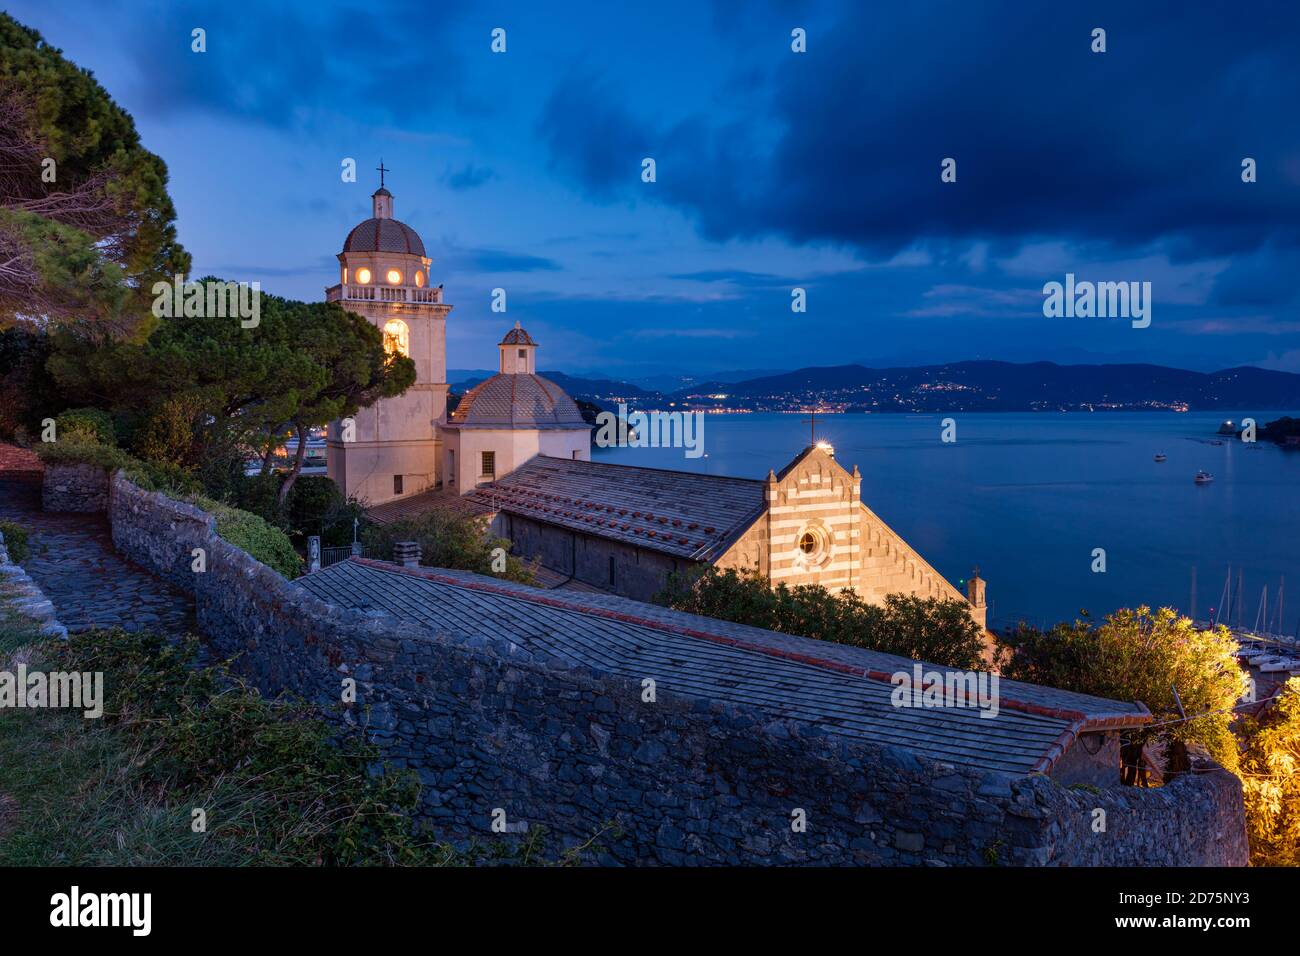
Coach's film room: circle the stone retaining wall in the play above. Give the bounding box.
[105,471,1250,866]
[0,529,68,640]
[42,462,109,513]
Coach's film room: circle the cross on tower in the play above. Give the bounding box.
[376,159,390,188]
[801,409,821,446]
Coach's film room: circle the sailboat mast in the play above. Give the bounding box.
[1216,565,1231,627]
[1236,568,1244,628]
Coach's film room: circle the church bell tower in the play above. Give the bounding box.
[325,164,451,506]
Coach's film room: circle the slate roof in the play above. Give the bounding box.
[342,217,426,256]
[298,559,1150,775]
[446,375,588,429]
[466,456,767,560]
[365,487,493,526]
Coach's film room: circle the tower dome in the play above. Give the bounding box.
[342,217,426,256]
[341,180,425,256]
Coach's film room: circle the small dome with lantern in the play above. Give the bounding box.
[447,322,586,429]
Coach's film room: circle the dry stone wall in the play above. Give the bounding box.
[105,472,1249,866]
[42,462,109,513]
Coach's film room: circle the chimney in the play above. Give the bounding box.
[393,540,422,568]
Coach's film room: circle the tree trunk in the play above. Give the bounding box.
[1120,740,1149,787]
[278,422,308,505]
[1164,739,1191,782]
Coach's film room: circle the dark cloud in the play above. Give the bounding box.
[435,244,561,273]
[442,163,497,190]
[1209,249,1300,307]
[540,1,1300,260]
[124,1,478,126]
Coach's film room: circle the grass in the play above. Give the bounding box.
[0,581,45,654]
[0,519,29,564]
[0,618,613,865]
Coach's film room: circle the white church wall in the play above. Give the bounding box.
[327,438,438,507]
[445,429,541,491]
[540,429,590,462]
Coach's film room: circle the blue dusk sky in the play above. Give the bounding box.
[8,0,1300,380]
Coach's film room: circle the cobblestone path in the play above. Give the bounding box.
[0,446,194,634]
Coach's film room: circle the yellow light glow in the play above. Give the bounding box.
[356,268,371,284]
[386,269,402,284]
[342,266,348,283]
[415,271,425,287]
[383,319,409,357]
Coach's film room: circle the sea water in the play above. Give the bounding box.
[591,410,1300,630]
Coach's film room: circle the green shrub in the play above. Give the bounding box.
[362,510,536,585]
[656,566,987,670]
[34,440,202,498]
[286,475,343,535]
[226,471,284,527]
[1240,677,1300,866]
[34,439,131,471]
[123,457,202,496]
[54,407,116,446]
[131,395,203,467]
[0,519,29,564]
[190,495,303,579]
[995,607,1246,775]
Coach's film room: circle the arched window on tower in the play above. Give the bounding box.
[383,318,410,357]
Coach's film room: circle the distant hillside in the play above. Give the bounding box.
[446,368,496,386]
[636,368,789,392]
[450,361,1300,413]
[670,361,1300,412]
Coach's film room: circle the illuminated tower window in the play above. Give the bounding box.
[356,267,371,284]
[415,271,425,287]
[386,268,402,284]
[383,318,410,357]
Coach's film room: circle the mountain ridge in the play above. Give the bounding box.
[451,360,1300,413]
